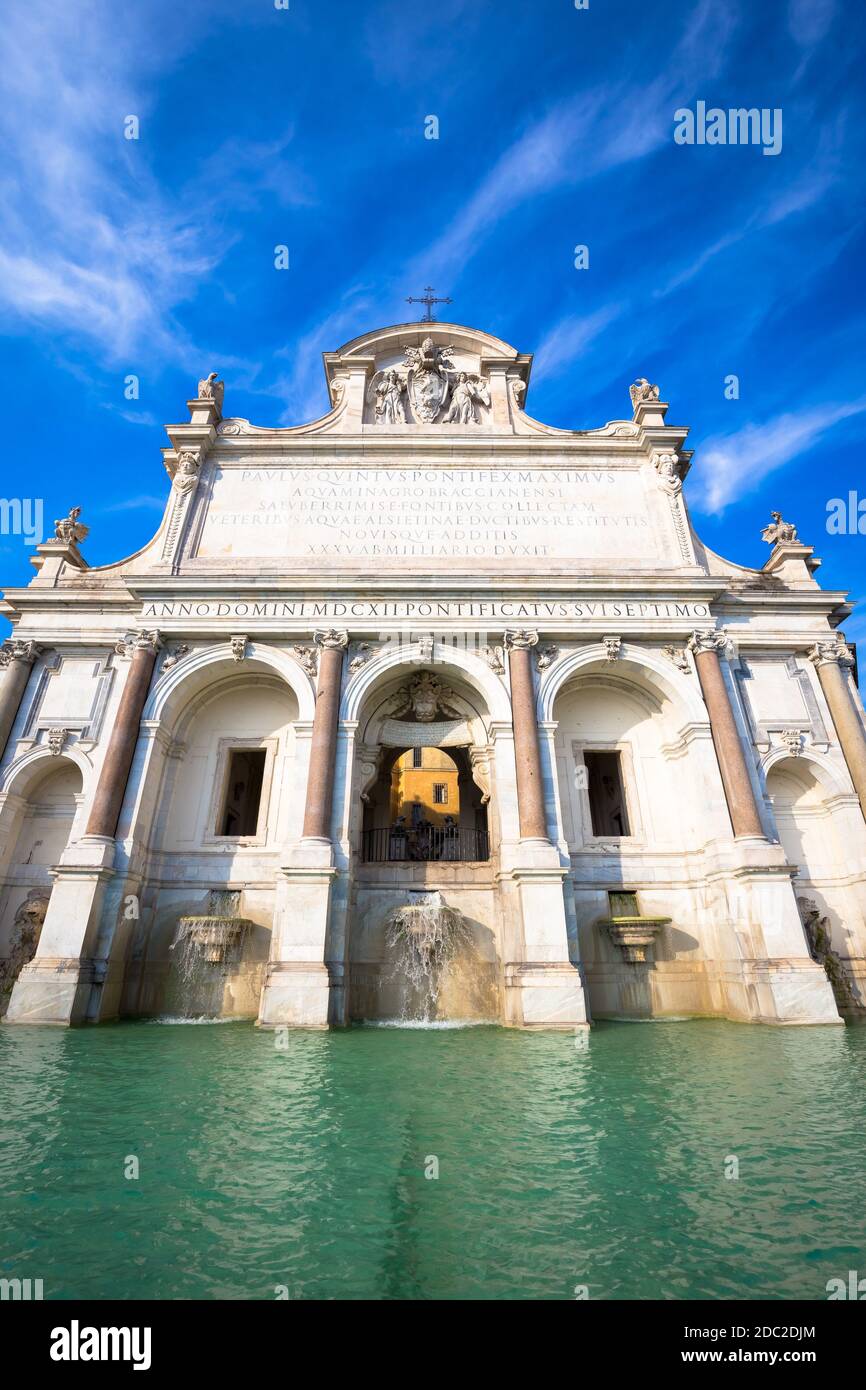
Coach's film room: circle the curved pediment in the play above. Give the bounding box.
[322,319,532,432]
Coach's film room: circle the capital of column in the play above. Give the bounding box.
[688,627,728,656]
[504,628,539,650]
[115,629,162,659]
[0,638,42,668]
[314,628,349,651]
[808,638,854,669]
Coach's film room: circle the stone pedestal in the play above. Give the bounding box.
[502,636,590,1029]
[258,837,335,1028]
[4,835,116,1025]
[259,630,347,1028]
[713,836,841,1025]
[503,838,589,1029]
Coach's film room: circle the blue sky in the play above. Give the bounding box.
[1,0,865,635]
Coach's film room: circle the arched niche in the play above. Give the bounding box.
[549,651,706,853]
[765,753,866,970]
[150,670,301,854]
[0,756,84,990]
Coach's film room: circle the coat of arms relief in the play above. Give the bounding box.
[366,336,491,425]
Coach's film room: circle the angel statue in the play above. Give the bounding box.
[371,368,407,424]
[629,377,660,410]
[197,371,225,412]
[53,507,89,546]
[761,511,798,546]
[444,372,491,424]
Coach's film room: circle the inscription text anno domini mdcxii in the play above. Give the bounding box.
[198,466,659,561]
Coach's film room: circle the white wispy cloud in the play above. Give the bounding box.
[532,304,626,383]
[788,0,836,47]
[405,0,738,285]
[693,397,866,515]
[0,1,293,375]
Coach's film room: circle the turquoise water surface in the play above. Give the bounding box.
[0,1018,864,1300]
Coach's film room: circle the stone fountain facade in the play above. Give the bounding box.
[0,321,865,1028]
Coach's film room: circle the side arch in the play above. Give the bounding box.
[539,641,708,725]
[760,745,854,801]
[143,641,317,725]
[0,742,93,798]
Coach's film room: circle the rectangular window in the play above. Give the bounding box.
[433,783,448,805]
[584,750,630,837]
[217,749,267,837]
[412,747,423,768]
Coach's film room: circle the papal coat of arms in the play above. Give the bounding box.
[403,337,454,421]
[366,336,490,424]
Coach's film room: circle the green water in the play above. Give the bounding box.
[1,1018,864,1300]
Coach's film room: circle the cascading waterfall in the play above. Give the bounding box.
[384,890,473,1022]
[166,890,251,1017]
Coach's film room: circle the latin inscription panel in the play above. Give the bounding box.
[197,464,664,564]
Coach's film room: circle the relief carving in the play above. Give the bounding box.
[385,670,462,722]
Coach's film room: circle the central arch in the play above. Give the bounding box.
[340,644,508,1024]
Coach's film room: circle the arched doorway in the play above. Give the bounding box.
[0,757,83,1013]
[343,661,502,1022]
[361,744,489,863]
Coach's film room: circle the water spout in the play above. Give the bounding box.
[166,891,252,1017]
[384,890,473,1022]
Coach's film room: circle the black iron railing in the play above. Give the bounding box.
[362,826,490,863]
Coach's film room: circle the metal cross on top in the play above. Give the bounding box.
[405,287,453,322]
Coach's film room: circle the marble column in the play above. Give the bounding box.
[0,639,40,759]
[506,629,548,841]
[810,639,866,823]
[259,629,348,1029]
[503,630,588,1029]
[689,629,764,839]
[86,632,161,839]
[5,629,161,1026]
[302,629,348,839]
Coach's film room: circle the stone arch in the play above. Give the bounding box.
[344,644,505,866]
[765,753,866,976]
[0,741,92,798]
[0,755,85,988]
[547,642,721,855]
[143,641,317,726]
[539,642,707,726]
[343,638,510,725]
[760,745,853,802]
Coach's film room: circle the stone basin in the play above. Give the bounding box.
[175,916,252,964]
[600,916,670,964]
